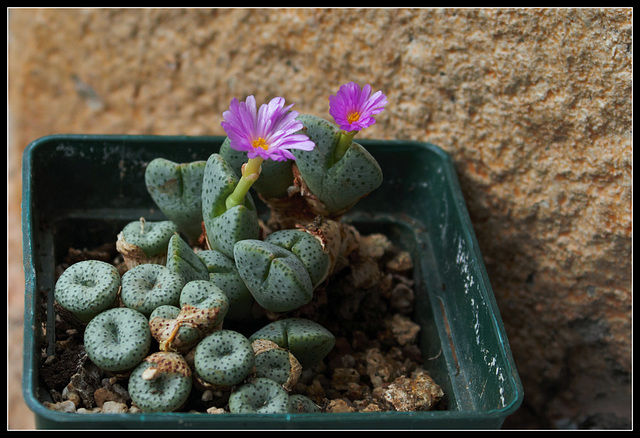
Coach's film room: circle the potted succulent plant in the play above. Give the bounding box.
[22,82,523,429]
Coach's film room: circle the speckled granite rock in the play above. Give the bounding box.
[8,8,631,429]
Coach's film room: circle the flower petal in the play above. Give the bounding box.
[329,82,387,131]
[221,95,315,161]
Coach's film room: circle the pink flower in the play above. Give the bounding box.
[329,82,388,132]
[221,95,315,162]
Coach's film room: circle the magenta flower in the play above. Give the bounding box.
[329,82,388,132]
[221,95,315,162]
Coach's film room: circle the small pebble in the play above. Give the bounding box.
[382,371,444,412]
[100,401,129,414]
[325,398,356,413]
[386,251,413,273]
[44,400,76,413]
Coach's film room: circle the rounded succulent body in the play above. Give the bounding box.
[179,280,230,318]
[128,351,192,413]
[254,347,294,384]
[119,219,178,258]
[252,339,301,391]
[54,260,120,322]
[233,239,313,313]
[194,330,255,387]
[228,377,290,414]
[249,318,336,369]
[149,305,201,353]
[120,263,184,316]
[83,307,152,373]
[144,158,206,244]
[116,219,178,269]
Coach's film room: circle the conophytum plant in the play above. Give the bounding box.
[52,82,387,413]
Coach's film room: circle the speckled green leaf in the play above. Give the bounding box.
[120,220,178,258]
[265,229,330,288]
[198,249,255,321]
[201,153,260,258]
[233,240,313,313]
[293,114,383,214]
[166,234,209,283]
[249,317,335,368]
[145,158,206,243]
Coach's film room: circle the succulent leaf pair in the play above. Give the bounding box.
[121,263,184,316]
[292,114,383,217]
[145,158,206,244]
[233,229,330,313]
[249,317,336,369]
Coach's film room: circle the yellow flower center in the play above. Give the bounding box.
[251,137,269,150]
[347,111,361,124]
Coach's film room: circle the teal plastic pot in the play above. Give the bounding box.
[21,135,523,429]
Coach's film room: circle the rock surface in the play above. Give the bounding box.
[8,8,631,429]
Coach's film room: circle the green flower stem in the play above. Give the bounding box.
[333,130,357,162]
[225,157,264,210]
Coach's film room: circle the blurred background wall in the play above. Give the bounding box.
[8,8,631,429]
